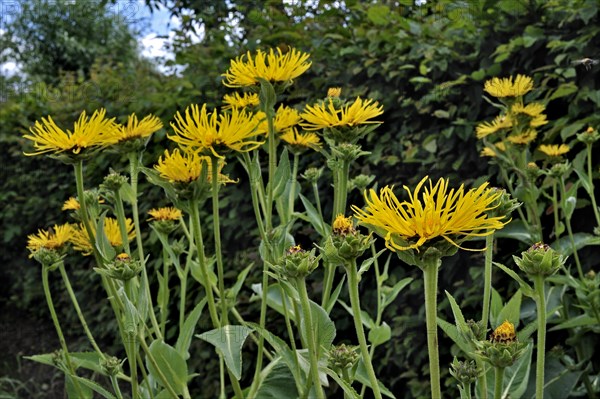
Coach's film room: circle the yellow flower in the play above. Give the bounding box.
[70,218,135,255]
[476,115,512,139]
[300,97,384,131]
[223,92,260,109]
[352,176,507,252]
[27,224,73,254]
[332,214,355,236]
[328,87,342,98]
[538,144,570,157]
[511,102,545,117]
[155,149,208,183]
[107,113,163,144]
[280,128,321,150]
[169,104,264,157]
[23,109,118,156]
[480,141,506,157]
[484,75,534,98]
[255,105,302,135]
[507,130,537,145]
[148,207,183,221]
[62,197,81,211]
[222,47,311,88]
[490,320,517,344]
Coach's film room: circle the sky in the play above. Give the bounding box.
[0,0,200,77]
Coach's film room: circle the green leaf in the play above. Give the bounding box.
[354,360,396,398]
[257,78,277,113]
[551,233,600,256]
[339,300,375,329]
[437,317,473,355]
[175,299,207,360]
[494,220,533,244]
[358,249,385,276]
[69,375,117,399]
[367,5,390,25]
[490,289,503,324]
[494,262,534,297]
[445,291,467,331]
[549,83,578,101]
[272,148,290,200]
[66,374,93,399]
[324,275,346,314]
[382,277,413,308]
[197,325,253,380]
[299,300,336,357]
[326,368,361,398]
[253,358,299,399]
[299,193,328,237]
[230,264,253,301]
[368,322,391,346]
[549,314,598,331]
[563,196,576,219]
[501,343,533,399]
[146,340,188,394]
[95,212,116,260]
[497,289,522,328]
[119,182,136,204]
[251,282,297,322]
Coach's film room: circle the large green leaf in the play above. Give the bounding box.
[252,358,299,399]
[299,300,336,358]
[496,289,523,329]
[146,340,188,394]
[197,325,253,380]
[66,374,93,399]
[551,233,600,256]
[175,299,207,360]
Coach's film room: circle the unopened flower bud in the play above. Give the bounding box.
[33,248,63,268]
[349,174,375,193]
[513,242,565,277]
[101,172,129,192]
[301,167,323,185]
[548,162,571,178]
[276,245,320,279]
[487,188,521,219]
[577,126,600,144]
[328,344,359,371]
[322,215,372,267]
[100,356,123,376]
[476,321,526,368]
[95,253,143,281]
[449,357,480,385]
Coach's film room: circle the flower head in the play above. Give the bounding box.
[507,129,537,145]
[480,142,506,157]
[538,144,570,157]
[255,105,302,135]
[222,92,260,109]
[332,214,356,236]
[148,207,183,221]
[107,113,163,144]
[327,87,342,98]
[154,149,208,183]
[27,224,73,255]
[222,47,311,88]
[476,115,512,139]
[62,197,81,211]
[300,97,384,131]
[490,320,517,344]
[23,109,118,157]
[169,104,264,157]
[280,128,321,152]
[352,176,508,253]
[484,75,533,98]
[70,218,135,255]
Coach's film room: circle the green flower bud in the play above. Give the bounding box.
[328,344,359,371]
[100,356,124,376]
[513,242,565,278]
[101,171,129,192]
[330,143,369,163]
[95,253,143,281]
[547,162,571,178]
[449,357,480,385]
[487,188,521,219]
[276,245,320,279]
[476,321,527,368]
[460,319,487,343]
[526,162,543,180]
[577,127,600,145]
[33,248,63,269]
[301,167,323,185]
[349,174,375,193]
[321,215,372,267]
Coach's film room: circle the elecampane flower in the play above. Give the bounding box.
[169,104,264,157]
[148,207,183,221]
[107,113,163,143]
[23,109,118,155]
[70,218,134,255]
[352,176,507,252]
[255,105,302,135]
[300,97,384,131]
[155,149,208,183]
[223,92,260,109]
[480,142,506,157]
[484,75,533,98]
[222,47,311,88]
[507,130,537,145]
[538,144,570,157]
[62,197,81,211]
[27,224,73,254]
[280,128,321,149]
[476,115,512,139]
[511,102,545,117]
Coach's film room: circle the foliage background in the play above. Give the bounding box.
[1,0,599,397]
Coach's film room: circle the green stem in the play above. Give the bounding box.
[136,352,155,399]
[110,375,125,399]
[266,109,277,233]
[334,158,350,221]
[476,359,489,399]
[494,367,504,399]
[124,327,139,398]
[160,247,169,337]
[279,285,303,395]
[58,264,104,358]
[189,200,220,328]
[113,190,132,255]
[551,181,561,240]
[211,156,228,325]
[296,277,326,399]
[346,260,382,399]
[312,182,324,222]
[464,382,473,399]
[586,144,600,228]
[534,275,547,399]
[422,260,442,399]
[559,177,584,279]
[128,153,162,339]
[499,167,530,237]
[179,271,188,331]
[482,234,494,331]
[287,153,300,225]
[42,263,85,398]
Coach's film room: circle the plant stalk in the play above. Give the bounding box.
[423,261,442,399]
[534,275,547,399]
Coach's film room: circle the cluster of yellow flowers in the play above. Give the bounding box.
[477,74,569,159]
